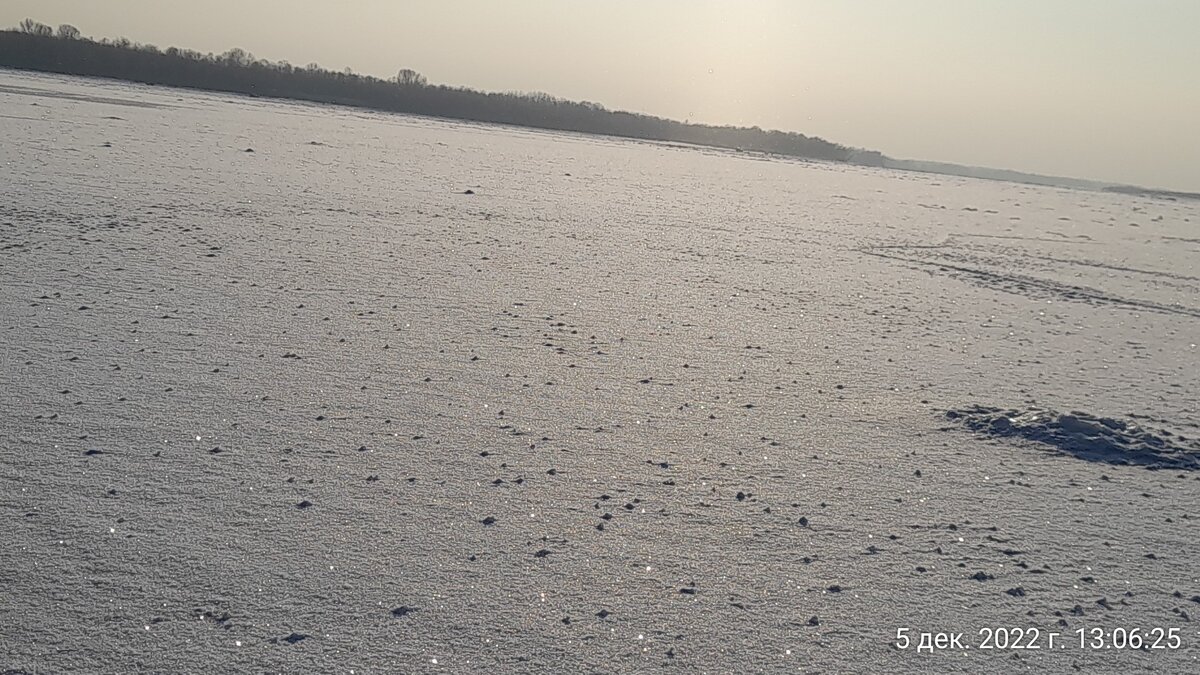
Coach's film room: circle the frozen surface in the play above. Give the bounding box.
[2,69,1199,673]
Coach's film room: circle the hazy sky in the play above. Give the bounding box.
[4,0,1198,190]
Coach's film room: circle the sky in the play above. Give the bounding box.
[3,0,1198,191]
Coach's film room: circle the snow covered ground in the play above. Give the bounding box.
[2,69,1199,673]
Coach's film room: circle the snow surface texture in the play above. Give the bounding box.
[1,70,1199,673]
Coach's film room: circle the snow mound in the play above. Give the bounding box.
[945,405,1200,470]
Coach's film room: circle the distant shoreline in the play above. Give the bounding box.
[2,23,1194,198]
[0,27,854,164]
[1101,185,1200,202]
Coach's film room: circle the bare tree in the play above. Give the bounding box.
[221,48,251,66]
[395,68,427,87]
[56,24,81,40]
[19,19,53,36]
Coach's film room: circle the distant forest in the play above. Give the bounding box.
[0,19,875,164]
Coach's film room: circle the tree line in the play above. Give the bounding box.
[1,19,862,162]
